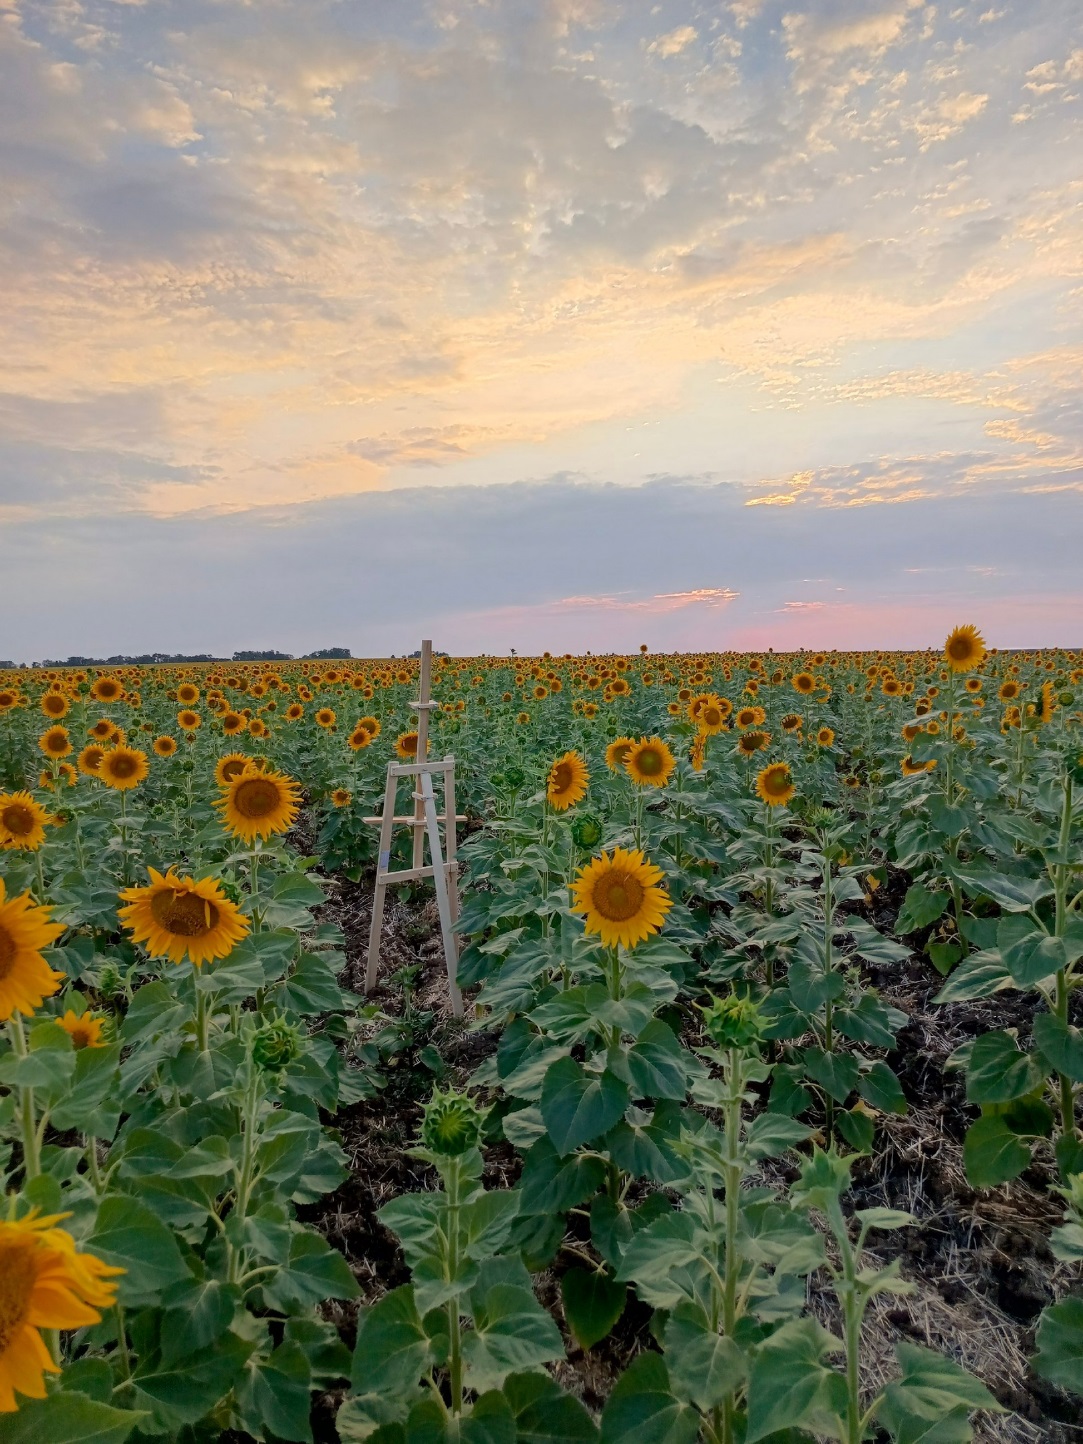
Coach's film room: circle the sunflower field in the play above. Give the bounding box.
[0,629,1081,1444]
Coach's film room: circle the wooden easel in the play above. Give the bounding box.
[363,641,465,1017]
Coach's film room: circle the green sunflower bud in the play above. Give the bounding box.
[97,962,123,1000]
[571,813,603,850]
[503,765,525,791]
[251,1013,304,1074]
[700,992,763,1050]
[420,1086,487,1157]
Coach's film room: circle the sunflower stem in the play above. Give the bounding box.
[9,1018,41,1182]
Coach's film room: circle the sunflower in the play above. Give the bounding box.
[216,765,300,843]
[792,672,816,695]
[943,625,985,674]
[0,880,64,1020]
[98,745,149,791]
[0,793,52,852]
[815,726,835,747]
[0,1211,123,1412]
[177,683,200,705]
[286,703,304,721]
[901,755,937,776]
[583,702,599,718]
[756,762,795,807]
[964,677,982,694]
[52,763,77,790]
[0,690,19,712]
[782,713,803,733]
[547,751,589,810]
[395,731,420,761]
[119,866,250,966]
[517,712,531,725]
[1039,681,1055,724]
[605,737,635,773]
[56,1010,107,1049]
[570,847,672,950]
[153,735,178,757]
[215,753,252,787]
[38,726,72,759]
[315,708,336,729]
[737,729,771,756]
[40,692,69,719]
[997,680,1020,702]
[177,709,201,732]
[533,684,549,700]
[331,788,352,808]
[625,737,676,788]
[90,676,124,703]
[357,715,381,739]
[221,712,245,735]
[77,745,106,777]
[88,718,115,740]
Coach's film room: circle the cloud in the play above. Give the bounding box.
[646,26,698,59]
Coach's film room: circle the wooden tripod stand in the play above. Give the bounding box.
[362,641,465,1017]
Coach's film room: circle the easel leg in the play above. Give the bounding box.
[365,770,398,993]
[421,773,463,1018]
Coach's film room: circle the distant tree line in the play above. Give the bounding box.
[22,646,354,667]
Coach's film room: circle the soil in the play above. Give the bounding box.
[300,854,1083,1444]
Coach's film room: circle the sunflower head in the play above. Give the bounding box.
[216,764,301,843]
[91,677,124,702]
[98,745,149,791]
[177,683,200,705]
[316,708,336,729]
[816,727,835,747]
[943,625,986,674]
[0,793,52,852]
[737,729,771,756]
[331,788,352,808]
[348,726,372,751]
[420,1086,488,1158]
[605,737,635,773]
[39,726,72,759]
[0,879,65,1021]
[251,1012,305,1074]
[153,735,178,757]
[756,762,795,807]
[700,992,764,1050]
[56,1009,107,1049]
[78,744,106,776]
[625,737,676,788]
[177,710,201,732]
[215,753,253,787]
[547,751,589,811]
[570,846,672,950]
[118,866,250,966]
[41,692,69,719]
[395,731,420,760]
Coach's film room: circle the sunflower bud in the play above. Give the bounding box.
[97,962,123,999]
[700,992,763,1050]
[420,1086,487,1157]
[571,813,603,850]
[251,1013,304,1074]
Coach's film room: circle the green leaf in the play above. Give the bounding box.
[159,1278,239,1364]
[88,1194,191,1306]
[858,1061,908,1115]
[235,1341,314,1444]
[0,1392,146,1444]
[461,1390,517,1444]
[263,1227,359,1311]
[933,950,1014,1004]
[848,920,911,965]
[663,1301,746,1410]
[599,1352,700,1444]
[623,1020,689,1101]
[745,1112,814,1161]
[878,1341,1002,1441]
[560,1268,626,1351]
[540,1057,630,1157]
[1032,1297,1083,1396]
[962,1116,1031,1189]
[927,942,963,977]
[837,1107,876,1155]
[463,1278,565,1392]
[1032,1013,1083,1082]
[953,867,1053,913]
[895,884,950,934]
[351,1286,434,1396]
[120,981,188,1045]
[744,1318,845,1444]
[998,918,1066,989]
[502,1371,599,1444]
[49,1044,121,1136]
[802,1047,860,1104]
[964,1032,1043,1105]
[131,1332,254,1430]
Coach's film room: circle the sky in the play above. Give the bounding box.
[1,0,1081,660]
